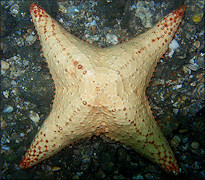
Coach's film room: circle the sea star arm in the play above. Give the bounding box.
[19,93,95,168]
[30,3,99,86]
[102,6,185,90]
[105,93,179,175]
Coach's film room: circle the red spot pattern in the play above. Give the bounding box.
[147,6,185,50]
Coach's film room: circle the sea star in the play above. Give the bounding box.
[20,3,185,175]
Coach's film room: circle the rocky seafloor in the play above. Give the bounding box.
[1,0,204,179]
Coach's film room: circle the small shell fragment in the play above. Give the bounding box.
[52,166,61,172]
[25,35,37,46]
[186,63,200,71]
[10,3,19,16]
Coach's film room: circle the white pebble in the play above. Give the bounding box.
[10,3,19,16]
[11,80,17,86]
[29,111,40,125]
[74,8,79,13]
[173,84,183,90]
[20,133,25,137]
[105,33,119,45]
[25,35,37,46]
[3,90,9,98]
[1,60,10,70]
[3,105,14,113]
[168,39,179,57]
[90,19,97,26]
[2,145,10,151]
[173,108,179,115]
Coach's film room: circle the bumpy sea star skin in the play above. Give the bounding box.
[20,3,185,175]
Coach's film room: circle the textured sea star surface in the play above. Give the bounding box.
[20,3,185,175]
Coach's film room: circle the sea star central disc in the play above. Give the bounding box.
[20,3,185,175]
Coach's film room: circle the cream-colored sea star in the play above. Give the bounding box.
[20,3,185,175]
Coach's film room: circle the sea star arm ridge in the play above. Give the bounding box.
[103,6,185,89]
[30,3,96,85]
[19,95,95,168]
[105,96,180,175]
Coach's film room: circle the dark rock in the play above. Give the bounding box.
[17,68,54,109]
